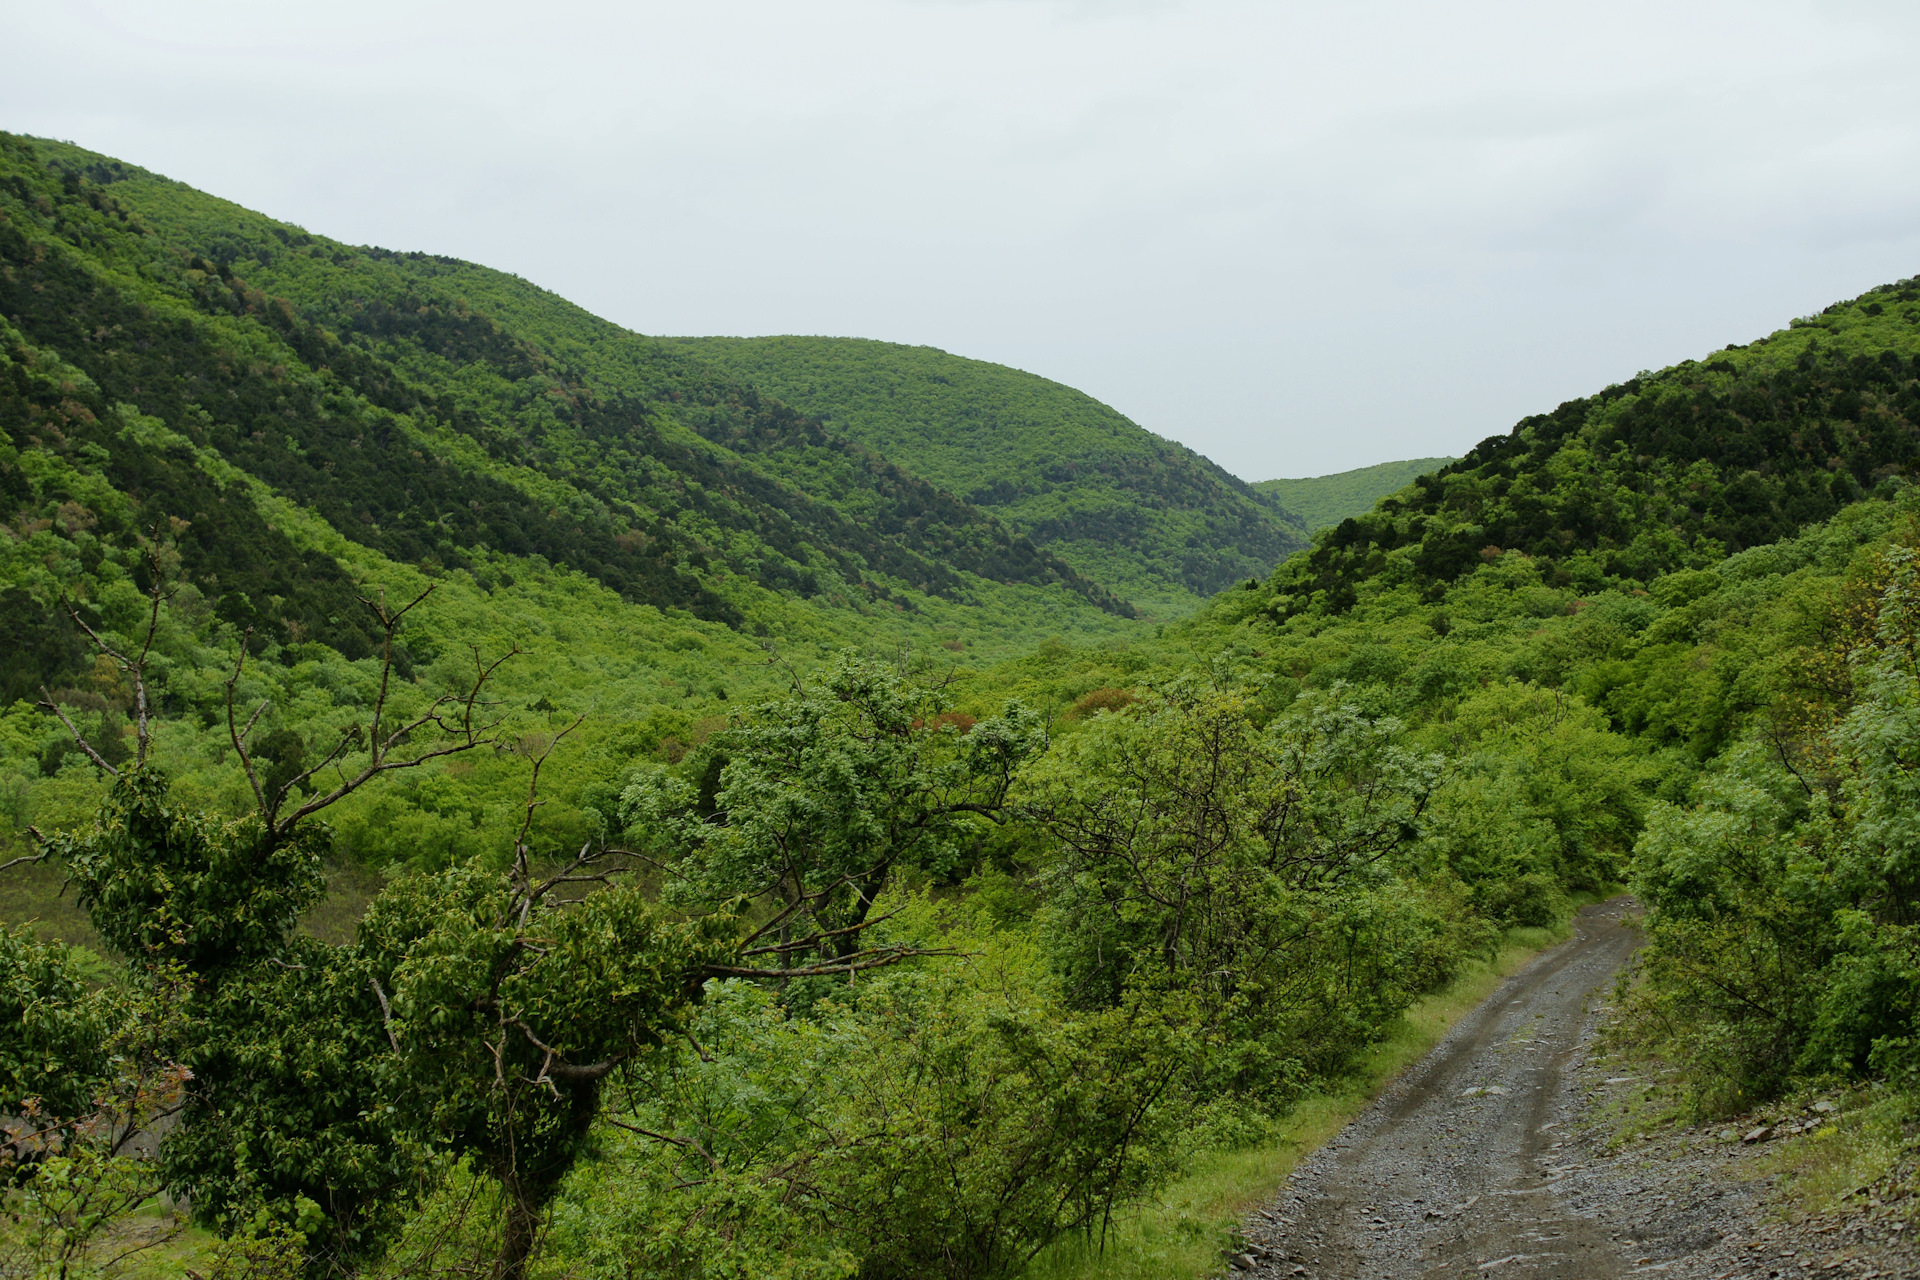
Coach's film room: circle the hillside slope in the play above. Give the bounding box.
[673,335,1307,616]
[1252,456,1455,533]
[0,134,1135,665]
[0,131,1153,874]
[1261,286,1920,619]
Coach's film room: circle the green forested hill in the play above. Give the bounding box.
[673,335,1307,616]
[0,130,1145,864]
[0,135,1134,643]
[1263,289,1920,618]
[1252,456,1455,533]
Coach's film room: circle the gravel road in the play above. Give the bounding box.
[1242,897,1647,1279]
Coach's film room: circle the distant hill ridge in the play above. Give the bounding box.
[1253,457,1457,533]
[673,336,1307,616]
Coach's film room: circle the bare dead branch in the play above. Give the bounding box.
[511,715,588,911]
[735,859,894,949]
[513,1020,626,1084]
[37,687,121,777]
[704,945,956,979]
[736,905,908,958]
[360,584,436,761]
[369,977,402,1056]
[603,1117,721,1171]
[271,638,518,839]
[58,537,173,766]
[225,637,267,812]
[0,846,51,876]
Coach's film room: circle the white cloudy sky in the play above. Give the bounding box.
[6,1,1920,478]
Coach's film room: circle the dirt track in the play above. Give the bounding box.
[1243,898,1646,1279]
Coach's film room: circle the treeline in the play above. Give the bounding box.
[1251,456,1456,534]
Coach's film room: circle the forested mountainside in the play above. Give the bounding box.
[0,133,1132,671]
[1252,455,1455,533]
[674,335,1307,615]
[1265,290,1920,617]
[8,127,1920,1280]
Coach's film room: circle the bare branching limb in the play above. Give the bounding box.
[270,602,518,837]
[732,860,893,951]
[0,832,51,875]
[38,686,121,777]
[369,977,402,1056]
[735,905,909,958]
[224,635,267,812]
[510,715,588,917]
[602,1117,721,1171]
[362,585,436,762]
[512,1020,628,1084]
[702,945,956,979]
[58,535,174,768]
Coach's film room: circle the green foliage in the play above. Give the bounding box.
[47,771,326,977]
[676,337,1305,615]
[545,928,1191,1280]
[1251,456,1455,534]
[0,1141,183,1278]
[1628,539,1920,1112]
[0,131,1132,640]
[0,926,115,1127]
[358,860,739,1278]
[11,119,1920,1280]
[623,655,1047,963]
[1414,680,1654,919]
[1026,674,1470,1102]
[0,945,193,1279]
[1261,287,1920,620]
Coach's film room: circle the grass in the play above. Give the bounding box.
[1757,1087,1917,1223]
[1022,921,1570,1280]
[0,858,103,952]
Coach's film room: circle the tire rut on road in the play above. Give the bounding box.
[1242,897,1644,1280]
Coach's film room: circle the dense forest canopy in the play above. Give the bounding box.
[675,336,1308,615]
[0,134,1135,653]
[6,129,1920,1280]
[1263,295,1920,618]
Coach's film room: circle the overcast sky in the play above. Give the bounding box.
[7,1,1920,479]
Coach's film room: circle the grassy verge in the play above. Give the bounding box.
[1590,984,1920,1229]
[1023,920,1571,1280]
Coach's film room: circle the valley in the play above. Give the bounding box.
[3,129,1919,1280]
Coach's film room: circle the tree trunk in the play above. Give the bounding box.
[495,1173,540,1280]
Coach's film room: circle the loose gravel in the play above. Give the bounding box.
[1232,899,1920,1280]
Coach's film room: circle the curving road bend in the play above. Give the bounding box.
[1244,898,1645,1280]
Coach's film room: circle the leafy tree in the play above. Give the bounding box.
[621,656,1047,966]
[1630,540,1920,1109]
[1026,672,1460,1100]
[0,927,116,1152]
